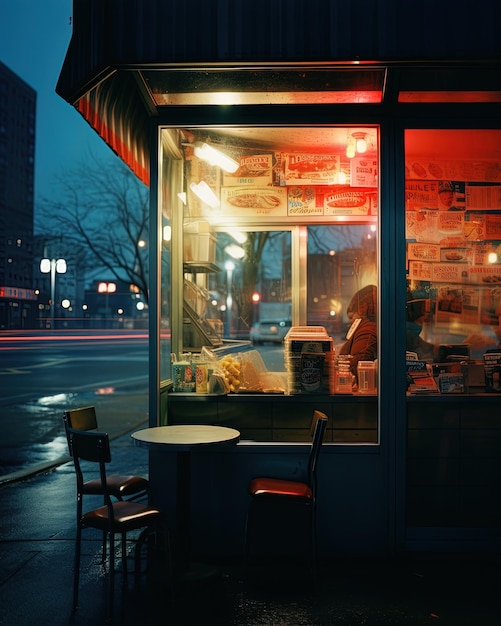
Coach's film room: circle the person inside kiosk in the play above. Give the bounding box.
[339,284,378,378]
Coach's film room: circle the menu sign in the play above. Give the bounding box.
[466,185,501,209]
[350,157,378,188]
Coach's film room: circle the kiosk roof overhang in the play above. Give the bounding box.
[56,0,501,185]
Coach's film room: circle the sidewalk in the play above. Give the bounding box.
[1,429,500,625]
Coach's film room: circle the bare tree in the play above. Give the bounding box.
[38,154,150,303]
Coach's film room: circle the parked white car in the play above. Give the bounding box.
[250,320,291,344]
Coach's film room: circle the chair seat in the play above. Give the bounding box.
[82,475,149,497]
[82,501,162,532]
[249,477,312,500]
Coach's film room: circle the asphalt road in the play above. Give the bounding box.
[0,329,151,479]
[0,330,288,479]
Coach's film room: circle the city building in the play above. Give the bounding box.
[0,61,37,329]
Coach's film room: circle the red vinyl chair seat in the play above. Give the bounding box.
[82,500,162,532]
[81,475,149,498]
[249,477,313,500]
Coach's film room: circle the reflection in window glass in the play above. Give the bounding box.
[405,130,501,378]
[307,224,378,360]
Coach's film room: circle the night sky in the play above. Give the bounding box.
[0,0,115,222]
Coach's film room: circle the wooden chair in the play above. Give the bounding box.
[67,427,170,618]
[63,406,150,564]
[244,410,328,577]
[63,407,149,503]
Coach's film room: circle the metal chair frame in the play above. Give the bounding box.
[244,410,328,577]
[63,407,149,561]
[68,427,170,619]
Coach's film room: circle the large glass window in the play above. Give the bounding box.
[405,129,501,394]
[161,125,379,396]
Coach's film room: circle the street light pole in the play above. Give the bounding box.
[40,258,67,329]
[224,260,235,337]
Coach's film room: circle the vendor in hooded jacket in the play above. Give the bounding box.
[339,284,378,381]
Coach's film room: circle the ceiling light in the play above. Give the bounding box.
[189,181,220,208]
[353,132,367,154]
[194,142,239,173]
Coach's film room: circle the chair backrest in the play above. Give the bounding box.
[64,406,98,431]
[63,406,99,457]
[307,410,328,494]
[68,427,112,499]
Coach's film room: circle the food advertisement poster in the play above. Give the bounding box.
[323,187,373,216]
[282,153,340,186]
[223,154,273,187]
[220,187,287,216]
[469,265,501,285]
[406,159,501,183]
[350,158,378,188]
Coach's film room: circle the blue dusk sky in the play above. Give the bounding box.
[0,0,115,213]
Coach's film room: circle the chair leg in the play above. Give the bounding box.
[72,523,82,611]
[134,525,174,594]
[101,530,107,563]
[121,532,128,592]
[108,531,115,620]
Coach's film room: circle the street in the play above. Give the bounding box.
[0,329,151,478]
[0,330,286,479]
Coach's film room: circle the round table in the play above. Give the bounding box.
[131,425,240,578]
[131,424,240,450]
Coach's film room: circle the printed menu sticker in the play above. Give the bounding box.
[432,263,468,283]
[406,180,439,210]
[466,185,501,210]
[350,157,378,188]
[287,187,325,216]
[223,154,273,187]
[407,243,441,262]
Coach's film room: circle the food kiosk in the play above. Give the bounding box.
[57,0,501,557]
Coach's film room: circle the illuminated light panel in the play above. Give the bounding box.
[152,90,382,105]
[399,91,501,103]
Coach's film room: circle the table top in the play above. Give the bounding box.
[131,424,240,451]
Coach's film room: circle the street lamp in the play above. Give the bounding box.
[97,282,117,327]
[40,258,67,329]
[224,260,235,337]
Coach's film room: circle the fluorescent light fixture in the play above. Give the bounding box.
[194,142,239,173]
[163,225,172,242]
[189,181,220,208]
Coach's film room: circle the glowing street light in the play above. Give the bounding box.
[97,282,117,326]
[40,258,67,328]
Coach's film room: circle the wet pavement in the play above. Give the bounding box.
[0,384,149,483]
[1,427,500,625]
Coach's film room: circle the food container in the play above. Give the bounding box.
[357,361,377,394]
[334,355,353,394]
